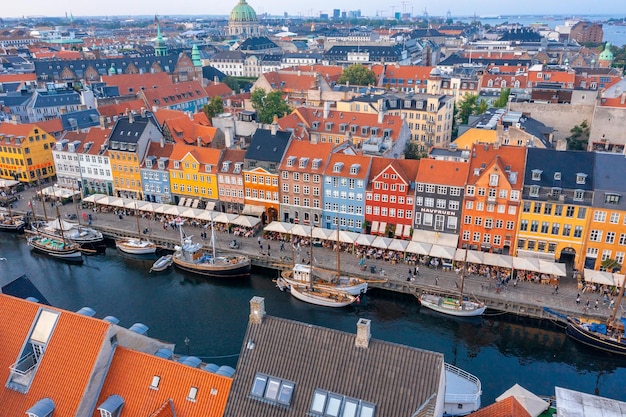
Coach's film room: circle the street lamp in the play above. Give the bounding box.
[184,337,190,355]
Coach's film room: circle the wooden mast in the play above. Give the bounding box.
[336,224,340,279]
[608,279,625,325]
[458,248,468,300]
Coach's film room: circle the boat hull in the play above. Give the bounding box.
[566,317,626,356]
[173,257,251,278]
[289,284,356,307]
[116,239,157,255]
[27,236,83,260]
[151,255,173,272]
[420,294,486,317]
[0,222,25,233]
[281,264,368,295]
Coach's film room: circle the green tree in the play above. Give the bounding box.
[492,88,511,108]
[601,258,622,273]
[338,64,377,86]
[250,89,292,124]
[203,96,224,119]
[223,76,240,93]
[566,120,590,151]
[404,141,427,160]
[455,93,489,126]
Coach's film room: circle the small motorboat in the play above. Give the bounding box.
[150,254,173,272]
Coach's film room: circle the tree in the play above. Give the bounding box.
[223,76,240,93]
[250,89,292,124]
[455,93,489,126]
[203,96,224,119]
[492,88,511,108]
[404,141,427,160]
[566,120,590,151]
[601,258,622,273]
[338,64,377,86]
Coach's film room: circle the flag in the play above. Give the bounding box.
[27,201,32,207]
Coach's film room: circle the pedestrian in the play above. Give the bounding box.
[435,276,439,286]
[585,298,590,308]
[267,243,271,256]
[414,265,419,276]
[552,284,559,295]
[280,242,285,252]
[258,236,261,246]
[407,269,412,281]
[594,299,599,310]
[576,294,580,304]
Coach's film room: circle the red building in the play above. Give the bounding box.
[365,158,420,239]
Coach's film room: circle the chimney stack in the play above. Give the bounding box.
[323,101,330,119]
[249,296,266,324]
[99,115,106,130]
[355,318,371,349]
[128,111,134,124]
[271,115,278,136]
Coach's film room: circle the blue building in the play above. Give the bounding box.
[141,141,174,204]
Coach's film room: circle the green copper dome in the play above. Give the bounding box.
[599,42,613,61]
[229,0,257,22]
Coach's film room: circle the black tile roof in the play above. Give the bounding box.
[33,90,82,108]
[224,310,443,417]
[245,129,291,164]
[60,109,101,131]
[524,148,594,190]
[110,114,158,144]
[1,275,51,305]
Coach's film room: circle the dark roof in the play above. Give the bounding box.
[438,53,531,67]
[202,66,227,82]
[325,45,404,62]
[592,153,626,209]
[224,308,443,417]
[499,29,542,42]
[110,114,159,144]
[237,36,278,51]
[1,275,51,305]
[0,91,33,107]
[32,90,81,108]
[245,129,291,164]
[524,148,594,190]
[60,109,101,131]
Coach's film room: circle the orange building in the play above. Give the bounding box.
[459,144,526,254]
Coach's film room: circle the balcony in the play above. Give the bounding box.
[8,353,37,392]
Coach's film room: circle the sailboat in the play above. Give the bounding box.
[27,204,82,261]
[0,203,25,233]
[276,225,357,307]
[419,250,486,317]
[565,280,626,356]
[40,218,103,244]
[115,203,156,255]
[279,226,368,296]
[172,223,251,278]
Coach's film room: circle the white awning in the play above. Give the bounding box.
[204,201,216,211]
[337,230,359,244]
[539,261,566,277]
[429,244,456,259]
[371,236,393,249]
[378,222,387,234]
[516,249,556,262]
[192,199,200,208]
[290,224,313,237]
[403,225,412,238]
[82,194,105,203]
[388,238,409,252]
[264,221,294,234]
[178,197,187,206]
[512,257,541,272]
[0,179,20,188]
[371,221,379,234]
[241,204,265,217]
[483,252,513,268]
[583,269,614,285]
[312,227,335,240]
[213,212,238,224]
[406,241,431,255]
[394,224,403,236]
[355,234,377,246]
[231,215,261,228]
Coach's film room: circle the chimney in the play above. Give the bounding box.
[99,115,106,129]
[224,126,234,148]
[323,101,330,119]
[355,318,370,349]
[128,111,134,124]
[271,115,278,136]
[197,137,202,147]
[249,296,266,324]
[141,107,146,117]
[378,109,384,125]
[226,98,232,107]
[160,135,165,148]
[214,75,219,84]
[621,92,626,105]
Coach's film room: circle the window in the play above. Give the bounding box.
[250,373,295,405]
[574,226,583,238]
[576,173,587,184]
[531,169,542,180]
[594,211,606,222]
[565,206,575,217]
[530,221,539,232]
[187,386,199,402]
[541,222,549,234]
[590,230,602,242]
[523,202,531,213]
[563,224,571,237]
[544,204,552,215]
[573,190,584,201]
[577,207,586,219]
[605,193,621,204]
[606,232,616,244]
[610,213,620,224]
[551,223,560,235]
[520,220,528,231]
[489,174,499,186]
[150,375,161,390]
[533,202,542,214]
[310,389,376,417]
[529,185,540,197]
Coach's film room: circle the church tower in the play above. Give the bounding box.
[228,0,260,38]
[154,16,167,57]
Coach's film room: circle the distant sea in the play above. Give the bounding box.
[457,15,626,47]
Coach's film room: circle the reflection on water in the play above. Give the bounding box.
[1,236,625,405]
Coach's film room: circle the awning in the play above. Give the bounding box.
[512,257,541,273]
[378,222,387,234]
[264,221,294,234]
[371,221,379,234]
[241,204,265,217]
[192,199,200,208]
[38,186,81,200]
[583,269,614,286]
[205,201,216,211]
[83,194,105,203]
[406,241,431,255]
[395,224,403,237]
[356,234,377,246]
[337,230,359,244]
[483,252,513,268]
[290,224,313,237]
[429,244,456,259]
[186,198,194,207]
[403,225,412,238]
[231,215,261,228]
[538,261,566,277]
[178,197,187,206]
[388,238,409,252]
[213,212,238,224]
[371,236,393,249]
[516,249,556,262]
[0,179,20,188]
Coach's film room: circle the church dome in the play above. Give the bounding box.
[599,42,613,61]
[229,0,257,22]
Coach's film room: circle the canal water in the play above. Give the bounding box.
[1,234,625,406]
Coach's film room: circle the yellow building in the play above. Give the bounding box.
[453,128,497,149]
[0,122,56,183]
[516,149,595,271]
[169,143,222,208]
[583,207,626,273]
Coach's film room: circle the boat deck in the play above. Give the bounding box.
[444,363,481,414]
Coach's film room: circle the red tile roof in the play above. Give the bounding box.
[0,73,36,83]
[324,152,371,179]
[417,159,469,186]
[260,72,319,92]
[204,82,233,98]
[101,72,173,96]
[94,347,232,417]
[141,81,209,109]
[279,140,334,171]
[0,294,110,416]
[468,396,532,417]
[97,99,146,119]
[84,127,112,155]
[466,144,526,187]
[161,112,219,146]
[169,142,222,165]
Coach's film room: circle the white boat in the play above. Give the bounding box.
[443,362,482,416]
[172,224,251,278]
[281,264,368,296]
[419,293,486,317]
[0,206,25,233]
[276,277,356,308]
[150,254,173,272]
[116,238,157,255]
[116,201,157,254]
[41,218,103,244]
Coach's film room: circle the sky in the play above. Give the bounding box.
[1,0,622,20]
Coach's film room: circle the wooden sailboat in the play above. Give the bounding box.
[566,280,626,356]
[280,226,368,296]
[27,204,82,261]
[116,202,156,254]
[419,250,486,317]
[0,201,25,233]
[276,225,356,307]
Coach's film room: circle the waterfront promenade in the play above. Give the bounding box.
[7,187,621,322]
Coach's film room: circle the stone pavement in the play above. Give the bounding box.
[8,186,622,321]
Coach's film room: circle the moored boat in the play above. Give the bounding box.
[116,238,157,255]
[565,316,626,356]
[172,225,251,278]
[27,234,83,260]
[41,218,103,244]
[280,263,368,296]
[276,277,356,307]
[419,293,486,317]
[150,254,173,272]
[0,207,25,233]
[443,362,482,416]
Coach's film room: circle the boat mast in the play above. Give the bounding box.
[134,202,141,239]
[608,279,625,325]
[458,248,468,300]
[55,203,67,244]
[336,223,340,279]
[74,193,81,227]
[210,221,217,260]
[36,173,48,221]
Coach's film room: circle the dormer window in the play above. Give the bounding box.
[158,161,165,170]
[339,123,347,132]
[222,161,231,172]
[286,156,296,167]
[361,126,369,136]
[554,172,561,181]
[174,161,180,169]
[325,122,333,131]
[574,189,584,201]
[97,395,124,417]
[234,163,243,173]
[205,164,212,172]
[473,168,480,176]
[146,160,153,168]
[312,121,319,130]
[529,185,540,197]
[350,164,360,174]
[312,158,321,169]
[299,157,309,168]
[605,193,620,204]
[531,169,542,181]
[576,173,587,184]
[551,187,561,199]
[333,162,343,173]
